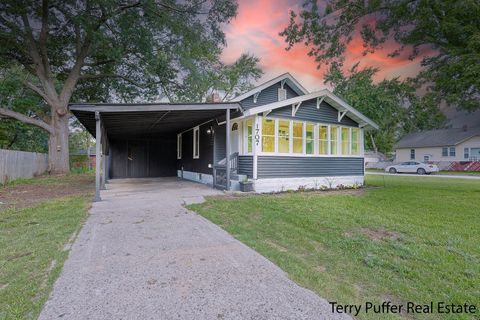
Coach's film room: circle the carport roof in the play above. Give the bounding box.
[70,102,241,139]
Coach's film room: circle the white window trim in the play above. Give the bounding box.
[254,116,363,158]
[193,126,200,159]
[177,133,182,159]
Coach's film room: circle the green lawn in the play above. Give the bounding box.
[189,175,480,320]
[0,174,93,319]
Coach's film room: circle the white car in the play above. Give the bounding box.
[385,162,439,175]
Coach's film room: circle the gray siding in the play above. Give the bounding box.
[177,121,214,175]
[214,123,226,164]
[240,82,299,110]
[269,99,358,126]
[238,156,253,178]
[257,156,364,178]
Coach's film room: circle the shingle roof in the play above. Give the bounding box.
[395,127,480,149]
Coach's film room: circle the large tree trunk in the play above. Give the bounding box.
[48,111,70,174]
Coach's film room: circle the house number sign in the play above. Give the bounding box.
[255,123,260,146]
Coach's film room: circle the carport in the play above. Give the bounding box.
[70,103,240,201]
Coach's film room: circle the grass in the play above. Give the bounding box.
[0,174,93,319]
[189,175,480,319]
[437,171,480,176]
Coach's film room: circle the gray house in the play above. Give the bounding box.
[71,73,378,198]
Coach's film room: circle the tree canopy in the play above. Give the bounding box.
[281,0,480,111]
[325,63,445,153]
[0,0,260,172]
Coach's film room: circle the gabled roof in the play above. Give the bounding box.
[395,127,480,149]
[242,89,379,130]
[231,73,309,102]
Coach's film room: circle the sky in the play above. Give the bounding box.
[221,0,428,92]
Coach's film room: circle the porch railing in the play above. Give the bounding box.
[213,152,238,189]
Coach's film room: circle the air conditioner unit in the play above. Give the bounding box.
[278,88,287,101]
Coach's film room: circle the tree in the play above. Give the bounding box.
[173,53,263,102]
[0,66,49,152]
[0,0,239,173]
[281,0,480,111]
[325,63,445,153]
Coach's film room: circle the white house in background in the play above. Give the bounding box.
[394,127,480,164]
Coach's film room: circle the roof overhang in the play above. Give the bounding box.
[231,73,309,102]
[70,102,241,139]
[242,90,379,130]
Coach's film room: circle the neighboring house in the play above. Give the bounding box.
[72,147,96,168]
[364,151,390,169]
[71,73,378,193]
[394,127,480,170]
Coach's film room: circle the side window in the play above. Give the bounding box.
[341,127,350,155]
[193,126,199,159]
[305,123,315,154]
[318,125,328,155]
[410,149,415,160]
[177,134,182,159]
[464,148,469,159]
[245,119,253,153]
[442,147,448,157]
[449,147,456,157]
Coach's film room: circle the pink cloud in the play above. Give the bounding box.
[222,0,432,91]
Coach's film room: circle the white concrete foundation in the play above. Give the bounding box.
[253,175,364,193]
[177,170,214,185]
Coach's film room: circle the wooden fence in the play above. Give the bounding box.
[0,149,48,183]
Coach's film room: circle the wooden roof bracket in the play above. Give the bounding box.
[316,96,325,109]
[338,110,347,122]
[292,101,302,116]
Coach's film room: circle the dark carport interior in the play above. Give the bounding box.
[71,103,239,199]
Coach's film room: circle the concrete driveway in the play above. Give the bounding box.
[39,178,349,320]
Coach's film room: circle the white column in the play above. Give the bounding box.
[252,115,261,179]
[94,111,101,202]
[226,108,231,191]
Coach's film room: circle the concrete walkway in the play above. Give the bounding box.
[367,171,480,179]
[40,178,349,320]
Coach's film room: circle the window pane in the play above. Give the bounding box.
[246,119,253,153]
[464,148,469,159]
[306,123,314,154]
[351,128,360,155]
[330,126,338,155]
[319,125,328,155]
[277,120,290,153]
[262,118,275,152]
[410,149,415,160]
[442,147,448,157]
[293,121,303,153]
[341,127,350,155]
[449,147,456,157]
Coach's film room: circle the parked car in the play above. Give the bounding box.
[385,162,439,175]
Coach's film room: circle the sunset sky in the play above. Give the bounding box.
[221,0,429,91]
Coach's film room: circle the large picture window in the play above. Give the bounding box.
[330,126,338,155]
[319,125,328,155]
[292,121,303,153]
[193,126,199,159]
[277,120,290,153]
[262,118,275,152]
[351,128,360,155]
[254,117,361,157]
[245,119,253,153]
[341,127,350,155]
[306,123,315,154]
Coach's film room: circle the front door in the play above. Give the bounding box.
[127,141,148,178]
[230,122,239,153]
